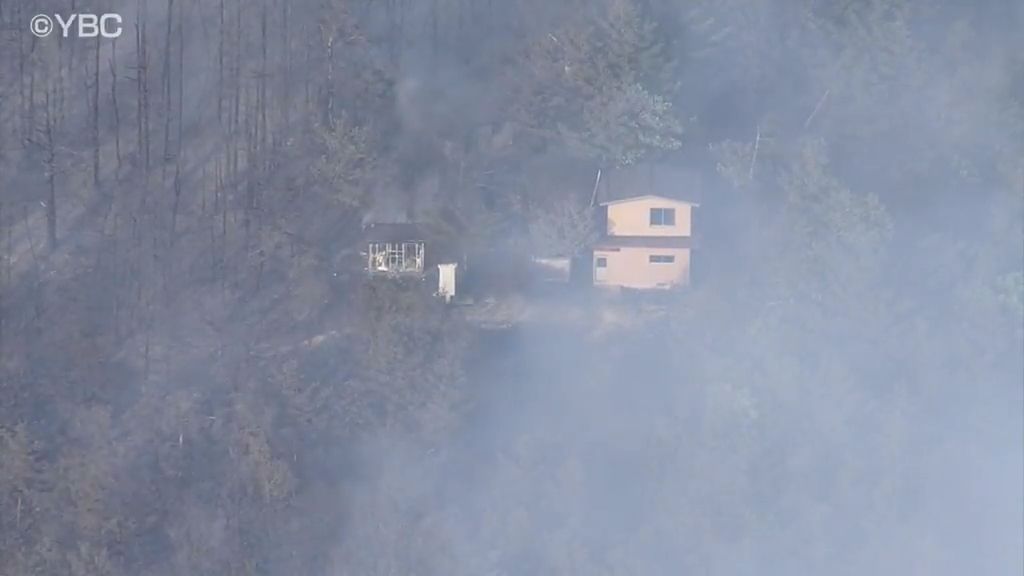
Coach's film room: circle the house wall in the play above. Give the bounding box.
[593,247,691,289]
[605,197,693,237]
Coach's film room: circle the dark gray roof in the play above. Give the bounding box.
[596,164,704,205]
[362,222,425,243]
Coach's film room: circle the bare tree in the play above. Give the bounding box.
[92,40,101,190]
[109,43,122,176]
[527,194,598,257]
[42,88,58,252]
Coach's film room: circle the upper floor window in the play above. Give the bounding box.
[650,208,676,226]
[649,255,675,264]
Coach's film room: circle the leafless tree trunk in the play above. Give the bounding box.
[16,3,28,141]
[161,0,175,186]
[171,163,182,243]
[324,30,335,126]
[21,206,40,283]
[0,201,5,357]
[230,0,242,181]
[93,40,101,189]
[243,86,255,244]
[136,10,146,171]
[218,0,225,126]
[110,44,123,176]
[171,0,184,246]
[143,317,152,381]
[280,0,291,136]
[56,23,65,125]
[220,161,228,296]
[42,89,58,252]
[259,1,268,157]
[136,1,152,178]
[177,0,184,155]
[27,42,36,144]
[111,213,122,338]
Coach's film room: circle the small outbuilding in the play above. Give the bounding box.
[363,222,426,276]
[362,221,461,302]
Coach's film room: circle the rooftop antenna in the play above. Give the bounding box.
[589,168,602,207]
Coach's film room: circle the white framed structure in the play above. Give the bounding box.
[367,240,425,275]
[363,223,428,276]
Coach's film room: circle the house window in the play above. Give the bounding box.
[649,208,676,226]
[595,257,608,268]
[649,255,675,264]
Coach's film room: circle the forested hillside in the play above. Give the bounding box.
[0,0,1021,574]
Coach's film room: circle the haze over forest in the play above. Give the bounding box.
[0,0,1022,574]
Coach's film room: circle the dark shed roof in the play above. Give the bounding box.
[362,222,426,243]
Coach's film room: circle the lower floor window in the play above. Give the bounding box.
[649,255,675,264]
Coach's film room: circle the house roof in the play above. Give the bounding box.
[593,236,693,250]
[599,194,699,207]
[596,163,703,206]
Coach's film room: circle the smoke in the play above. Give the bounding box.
[334,2,1024,574]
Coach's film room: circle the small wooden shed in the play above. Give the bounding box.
[363,223,426,276]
